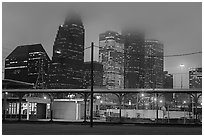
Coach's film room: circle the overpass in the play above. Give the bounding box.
[2,88,202,93]
[2,88,202,124]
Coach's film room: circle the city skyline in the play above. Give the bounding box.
[2,2,202,88]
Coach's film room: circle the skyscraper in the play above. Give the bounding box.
[83,61,103,89]
[122,29,145,88]
[163,71,173,102]
[144,39,164,88]
[99,31,124,89]
[48,13,85,89]
[163,71,173,89]
[189,67,202,89]
[5,44,50,86]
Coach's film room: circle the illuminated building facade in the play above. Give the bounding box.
[144,39,164,88]
[99,31,124,89]
[4,44,50,85]
[83,61,103,88]
[48,14,85,89]
[122,29,145,88]
[189,67,202,89]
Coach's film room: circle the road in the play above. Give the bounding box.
[2,123,202,135]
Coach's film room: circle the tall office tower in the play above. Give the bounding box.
[163,71,173,102]
[144,39,164,88]
[122,29,145,88]
[48,13,85,89]
[83,61,103,89]
[5,44,50,85]
[189,67,202,89]
[99,31,124,89]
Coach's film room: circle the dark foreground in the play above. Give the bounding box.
[2,123,202,135]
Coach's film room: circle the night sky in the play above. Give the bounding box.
[2,2,202,88]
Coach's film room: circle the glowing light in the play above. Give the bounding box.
[128,100,131,105]
[180,64,185,68]
[56,50,61,54]
[5,92,8,95]
[141,93,144,97]
[44,96,47,99]
[96,96,101,100]
[159,100,163,103]
[183,101,186,104]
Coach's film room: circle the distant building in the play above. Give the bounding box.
[99,31,124,89]
[189,67,202,89]
[144,39,164,88]
[48,13,85,89]
[83,61,103,88]
[122,29,145,88]
[163,71,173,102]
[163,71,173,89]
[4,44,50,86]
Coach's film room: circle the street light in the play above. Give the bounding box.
[159,100,163,103]
[183,100,187,124]
[180,64,185,68]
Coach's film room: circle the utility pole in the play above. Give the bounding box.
[124,47,126,89]
[90,42,94,127]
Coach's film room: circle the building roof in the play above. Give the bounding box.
[6,43,50,61]
[2,79,34,89]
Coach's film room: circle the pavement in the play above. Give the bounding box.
[2,122,202,135]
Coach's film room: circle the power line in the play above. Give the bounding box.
[171,72,189,75]
[84,45,100,50]
[164,51,202,57]
[125,51,202,58]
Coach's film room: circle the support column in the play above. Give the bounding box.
[156,93,159,123]
[26,102,30,120]
[119,96,122,123]
[83,93,88,123]
[3,92,7,121]
[167,105,170,123]
[189,94,194,120]
[18,93,23,121]
[136,93,139,110]
[115,93,125,123]
[76,101,79,120]
[50,97,54,122]
[194,93,198,123]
